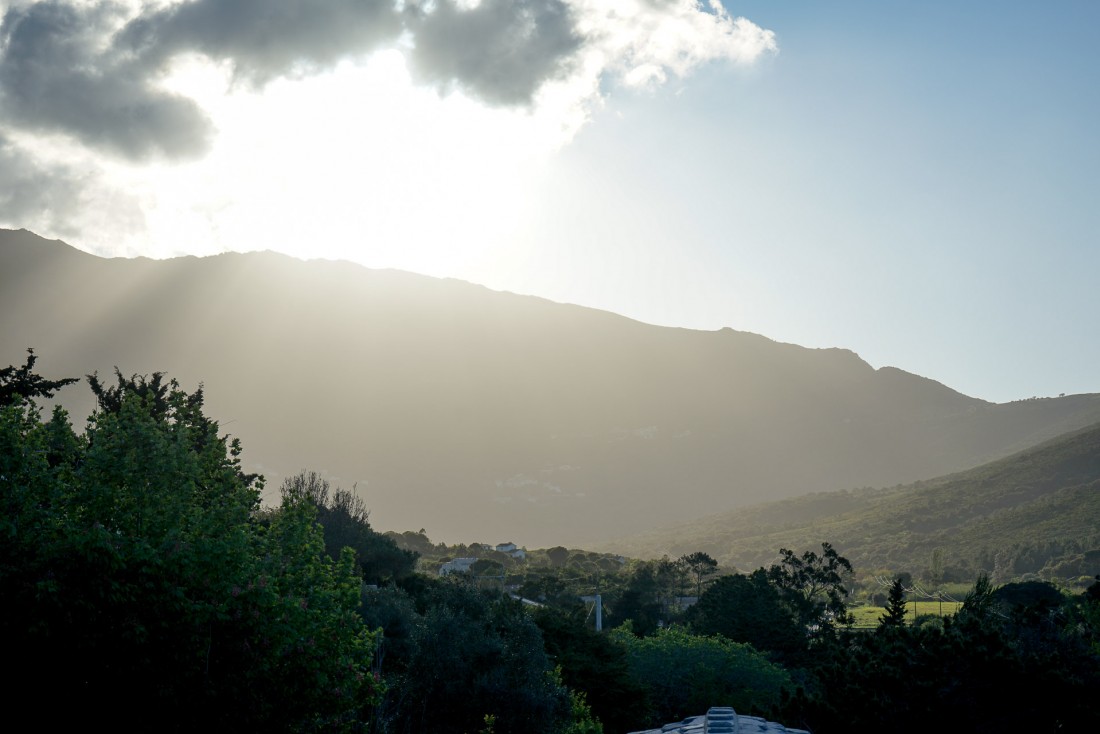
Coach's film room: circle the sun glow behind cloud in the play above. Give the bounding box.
[0,0,776,279]
[131,50,551,276]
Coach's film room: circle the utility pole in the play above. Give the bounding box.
[594,572,602,631]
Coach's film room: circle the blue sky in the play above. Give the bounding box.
[1,0,1096,402]
[502,1,1100,402]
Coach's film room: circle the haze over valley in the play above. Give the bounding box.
[5,228,1099,548]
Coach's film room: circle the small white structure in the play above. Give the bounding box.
[495,542,527,560]
[439,557,477,576]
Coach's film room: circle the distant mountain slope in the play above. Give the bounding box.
[5,228,1100,546]
[598,422,1100,579]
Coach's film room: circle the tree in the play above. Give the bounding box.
[609,625,791,725]
[958,572,996,622]
[680,551,719,596]
[0,348,78,404]
[384,580,570,734]
[766,542,854,635]
[879,577,908,629]
[1,367,379,731]
[547,546,570,567]
[686,570,807,663]
[282,470,417,583]
[607,563,664,636]
[927,547,946,585]
[533,606,650,734]
[796,573,1100,733]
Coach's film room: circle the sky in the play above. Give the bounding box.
[1,0,1097,404]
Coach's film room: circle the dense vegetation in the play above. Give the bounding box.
[4,354,1099,732]
[1,358,378,731]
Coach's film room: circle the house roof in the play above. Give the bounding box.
[628,707,809,734]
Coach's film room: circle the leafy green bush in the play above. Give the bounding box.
[609,625,791,725]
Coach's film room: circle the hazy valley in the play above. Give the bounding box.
[5,227,1100,549]
[598,420,1100,582]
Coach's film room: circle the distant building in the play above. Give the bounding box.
[495,542,527,560]
[439,557,477,576]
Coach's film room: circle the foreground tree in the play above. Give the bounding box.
[1,365,378,731]
[0,348,78,404]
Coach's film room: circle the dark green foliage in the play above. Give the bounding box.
[1,371,378,732]
[387,529,438,555]
[359,585,421,674]
[282,470,418,584]
[0,348,78,404]
[679,551,718,595]
[992,579,1065,612]
[533,606,651,733]
[547,546,570,567]
[88,367,178,418]
[379,580,569,734]
[879,577,908,628]
[958,572,996,622]
[517,570,579,608]
[794,575,1100,733]
[1087,575,1100,603]
[606,563,665,635]
[610,626,792,726]
[602,557,695,635]
[765,542,854,635]
[685,571,806,663]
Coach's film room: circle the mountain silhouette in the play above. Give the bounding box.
[5,227,1100,546]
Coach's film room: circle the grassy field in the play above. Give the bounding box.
[850,600,963,628]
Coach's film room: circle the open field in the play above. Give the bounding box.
[850,601,963,629]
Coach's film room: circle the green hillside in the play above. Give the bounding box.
[601,422,1100,582]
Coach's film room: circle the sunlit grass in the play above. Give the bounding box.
[849,601,963,629]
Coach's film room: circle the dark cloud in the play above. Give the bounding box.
[121,0,405,86]
[0,2,213,160]
[0,0,584,162]
[123,0,580,102]
[406,0,581,105]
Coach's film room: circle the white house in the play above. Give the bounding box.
[495,542,526,560]
[439,557,477,576]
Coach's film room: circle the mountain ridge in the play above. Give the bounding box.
[5,227,1100,547]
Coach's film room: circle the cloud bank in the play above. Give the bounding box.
[0,0,775,238]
